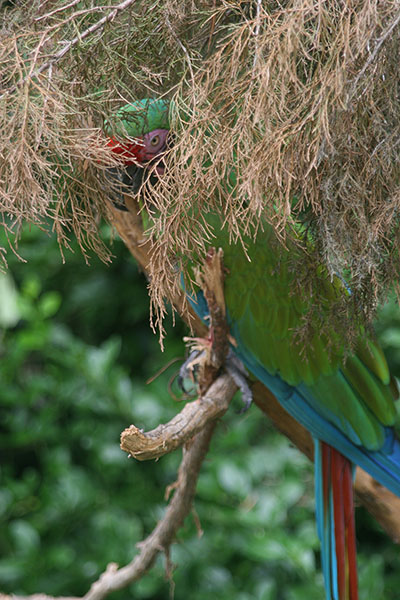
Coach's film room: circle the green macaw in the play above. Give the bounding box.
[104,98,400,600]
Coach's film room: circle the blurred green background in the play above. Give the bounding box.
[1,225,399,599]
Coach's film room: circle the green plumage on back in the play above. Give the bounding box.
[208,217,397,451]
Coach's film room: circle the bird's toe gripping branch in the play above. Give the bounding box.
[179,347,252,411]
[225,351,253,411]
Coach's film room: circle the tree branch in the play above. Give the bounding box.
[84,408,224,599]
[108,197,400,544]
[121,373,236,460]
[252,381,400,543]
[0,415,226,600]
[4,187,400,600]
[108,195,208,337]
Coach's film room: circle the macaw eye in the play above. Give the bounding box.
[150,135,160,147]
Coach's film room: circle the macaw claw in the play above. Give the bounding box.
[225,351,253,412]
[178,348,252,411]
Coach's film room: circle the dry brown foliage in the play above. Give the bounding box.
[0,1,400,338]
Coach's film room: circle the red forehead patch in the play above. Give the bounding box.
[106,136,144,165]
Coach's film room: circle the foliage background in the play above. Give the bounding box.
[1,226,400,600]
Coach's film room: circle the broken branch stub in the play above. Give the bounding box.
[120,374,237,461]
[190,247,230,393]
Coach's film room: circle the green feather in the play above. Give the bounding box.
[355,337,390,385]
[309,335,338,377]
[105,98,171,139]
[274,304,290,338]
[341,355,396,426]
[307,374,386,450]
[274,337,302,385]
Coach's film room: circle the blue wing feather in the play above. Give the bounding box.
[188,287,400,497]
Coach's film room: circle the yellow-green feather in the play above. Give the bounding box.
[341,356,396,426]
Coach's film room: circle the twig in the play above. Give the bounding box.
[0,0,137,100]
[252,0,262,71]
[84,420,221,600]
[164,14,195,87]
[347,10,400,103]
[206,0,217,53]
[121,373,237,460]
[145,356,184,384]
[37,7,114,34]
[35,0,85,21]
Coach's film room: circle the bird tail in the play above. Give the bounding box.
[315,439,359,600]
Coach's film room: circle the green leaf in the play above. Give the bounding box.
[22,275,41,300]
[9,520,40,554]
[217,462,251,497]
[38,291,61,319]
[0,273,20,327]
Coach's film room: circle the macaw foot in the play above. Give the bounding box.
[177,349,204,391]
[225,350,253,412]
[178,347,252,411]
[178,335,213,393]
[180,247,252,408]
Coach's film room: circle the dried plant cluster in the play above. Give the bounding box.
[0,0,193,262]
[0,0,400,339]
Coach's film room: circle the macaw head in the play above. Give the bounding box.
[105,98,172,175]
